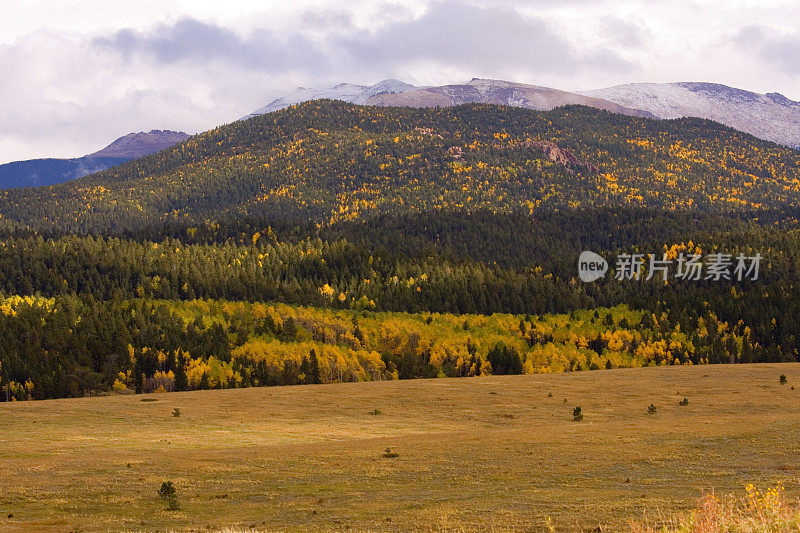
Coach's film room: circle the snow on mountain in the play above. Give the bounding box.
[396,78,652,116]
[243,84,367,118]
[245,78,650,119]
[581,83,800,149]
[354,79,417,102]
[243,80,417,118]
[246,79,800,149]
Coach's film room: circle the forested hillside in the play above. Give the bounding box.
[0,101,798,233]
[1,101,799,400]
[0,156,129,189]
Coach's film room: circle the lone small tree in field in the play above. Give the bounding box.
[780,374,788,385]
[647,404,658,414]
[679,397,689,406]
[158,481,179,510]
[573,406,583,421]
[158,481,176,499]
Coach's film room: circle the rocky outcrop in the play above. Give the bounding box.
[448,146,463,159]
[523,140,599,173]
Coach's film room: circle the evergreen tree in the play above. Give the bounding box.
[174,353,188,392]
[309,349,321,384]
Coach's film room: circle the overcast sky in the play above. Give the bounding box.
[1,0,799,163]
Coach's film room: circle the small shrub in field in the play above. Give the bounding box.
[547,392,553,398]
[780,374,788,385]
[679,397,689,406]
[573,407,583,421]
[158,481,179,511]
[172,408,181,417]
[382,448,399,458]
[158,481,176,499]
[368,409,382,415]
[647,404,657,414]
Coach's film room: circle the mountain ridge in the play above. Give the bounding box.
[88,129,190,158]
[244,78,653,119]
[581,82,800,149]
[1,100,797,234]
[248,78,799,149]
[0,129,190,190]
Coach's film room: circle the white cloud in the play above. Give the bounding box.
[0,0,798,163]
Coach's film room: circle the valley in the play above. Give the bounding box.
[4,1,800,530]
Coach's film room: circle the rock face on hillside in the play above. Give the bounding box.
[523,140,599,173]
[581,83,800,149]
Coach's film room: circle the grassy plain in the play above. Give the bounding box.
[1,363,799,531]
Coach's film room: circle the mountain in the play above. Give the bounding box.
[243,79,416,118]
[250,79,800,149]
[244,78,653,119]
[0,130,190,190]
[2,100,800,401]
[0,100,797,234]
[581,82,800,149]
[87,130,191,158]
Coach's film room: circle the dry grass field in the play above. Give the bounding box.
[1,363,799,531]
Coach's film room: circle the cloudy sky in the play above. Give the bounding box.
[1,0,799,163]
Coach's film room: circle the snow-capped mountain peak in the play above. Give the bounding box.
[244,78,650,120]
[244,78,799,149]
[581,82,800,148]
[357,79,416,101]
[243,80,417,119]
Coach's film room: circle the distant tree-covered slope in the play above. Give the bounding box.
[0,156,129,189]
[0,101,798,233]
[0,130,189,191]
